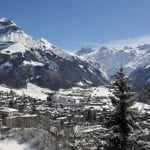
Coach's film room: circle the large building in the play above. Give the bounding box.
[0,107,19,118]
[0,107,37,129]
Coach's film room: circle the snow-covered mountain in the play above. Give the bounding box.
[77,45,150,77]
[0,18,108,90]
[76,47,94,56]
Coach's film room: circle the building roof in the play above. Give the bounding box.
[0,107,18,113]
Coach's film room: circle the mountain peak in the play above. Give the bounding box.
[99,46,107,50]
[76,47,94,56]
[0,17,21,34]
[0,18,55,51]
[0,18,108,90]
[0,18,15,26]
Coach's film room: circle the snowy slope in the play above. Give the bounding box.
[0,83,52,100]
[0,138,36,150]
[0,42,27,54]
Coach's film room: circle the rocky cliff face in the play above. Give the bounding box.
[130,64,150,89]
[129,64,150,104]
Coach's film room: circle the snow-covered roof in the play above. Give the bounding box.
[0,107,18,112]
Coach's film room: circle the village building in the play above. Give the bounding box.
[5,114,38,128]
[0,107,19,118]
[0,107,37,129]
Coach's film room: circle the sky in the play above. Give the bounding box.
[1,0,150,51]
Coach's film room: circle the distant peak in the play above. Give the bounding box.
[123,46,133,50]
[137,44,150,50]
[76,47,94,56]
[0,18,15,26]
[0,17,21,34]
[99,46,107,50]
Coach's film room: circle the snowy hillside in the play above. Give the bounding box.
[0,138,36,150]
[0,83,52,100]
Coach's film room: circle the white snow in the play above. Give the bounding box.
[0,107,18,113]
[23,60,44,66]
[21,83,52,100]
[0,43,26,54]
[145,64,150,69]
[0,139,36,150]
[135,102,150,112]
[0,18,88,63]
[0,30,54,51]
[0,28,74,61]
[91,86,112,97]
[78,64,84,68]
[82,46,150,76]
[76,81,85,86]
[0,83,53,100]
[0,18,108,81]
[0,18,16,26]
[0,18,11,22]
[50,47,75,61]
[85,80,92,84]
[88,67,96,75]
[76,125,107,133]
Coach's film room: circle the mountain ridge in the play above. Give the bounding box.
[76,45,150,77]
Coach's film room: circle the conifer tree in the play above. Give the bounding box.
[107,67,136,150]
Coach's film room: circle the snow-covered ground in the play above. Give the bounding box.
[23,60,44,66]
[135,102,150,113]
[90,86,112,97]
[0,139,36,150]
[0,83,149,113]
[0,83,53,100]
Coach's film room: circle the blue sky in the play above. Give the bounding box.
[1,0,150,51]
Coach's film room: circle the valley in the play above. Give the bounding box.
[0,17,150,150]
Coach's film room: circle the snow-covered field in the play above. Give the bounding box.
[0,83,53,100]
[90,86,112,97]
[0,139,36,150]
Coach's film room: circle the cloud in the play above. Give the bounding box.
[107,35,150,48]
[79,35,150,49]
